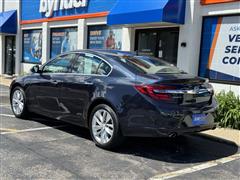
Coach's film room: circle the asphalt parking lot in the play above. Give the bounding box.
[0,84,240,179]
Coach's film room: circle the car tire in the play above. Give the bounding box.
[89,104,124,150]
[11,87,28,119]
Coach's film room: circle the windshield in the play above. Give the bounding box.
[110,55,183,74]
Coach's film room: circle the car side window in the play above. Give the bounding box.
[72,54,102,75]
[97,62,111,75]
[42,54,75,73]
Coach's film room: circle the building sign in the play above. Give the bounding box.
[39,0,88,17]
[201,0,238,5]
[199,16,240,83]
[21,0,117,21]
[23,30,42,64]
[88,25,122,50]
[50,27,77,58]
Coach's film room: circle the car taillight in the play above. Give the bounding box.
[204,83,214,95]
[134,85,176,101]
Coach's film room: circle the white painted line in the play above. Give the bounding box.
[0,91,9,93]
[0,125,66,135]
[0,104,10,107]
[0,94,9,96]
[150,153,240,180]
[0,114,15,118]
[0,92,9,95]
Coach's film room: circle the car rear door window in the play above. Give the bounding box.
[97,62,111,75]
[43,54,76,73]
[72,54,103,75]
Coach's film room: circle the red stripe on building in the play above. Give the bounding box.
[201,0,239,5]
[21,11,109,25]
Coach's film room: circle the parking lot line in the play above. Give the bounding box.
[0,114,15,118]
[0,104,11,107]
[0,125,66,135]
[0,92,9,96]
[0,128,17,132]
[150,153,240,180]
[0,91,9,93]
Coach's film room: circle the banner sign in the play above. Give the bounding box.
[23,30,42,64]
[88,25,122,50]
[50,27,78,58]
[199,15,240,83]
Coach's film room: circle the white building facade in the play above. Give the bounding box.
[0,0,239,95]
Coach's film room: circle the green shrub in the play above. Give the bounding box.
[215,91,240,130]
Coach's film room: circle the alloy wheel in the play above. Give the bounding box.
[92,109,114,144]
[12,90,24,116]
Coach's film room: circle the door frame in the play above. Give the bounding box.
[4,35,16,75]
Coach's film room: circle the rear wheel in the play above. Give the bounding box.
[11,87,28,118]
[89,104,124,149]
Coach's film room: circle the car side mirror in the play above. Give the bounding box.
[30,65,41,73]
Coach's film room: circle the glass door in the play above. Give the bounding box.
[136,30,158,57]
[4,36,16,75]
[135,28,179,65]
[157,30,179,65]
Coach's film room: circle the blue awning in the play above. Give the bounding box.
[107,0,186,25]
[0,10,17,34]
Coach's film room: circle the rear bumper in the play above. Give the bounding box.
[156,123,217,137]
[121,98,218,137]
[123,119,217,138]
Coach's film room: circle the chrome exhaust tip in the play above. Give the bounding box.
[168,132,177,138]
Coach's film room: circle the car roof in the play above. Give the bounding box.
[92,49,137,56]
[70,49,136,57]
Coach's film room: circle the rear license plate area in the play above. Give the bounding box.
[192,114,208,126]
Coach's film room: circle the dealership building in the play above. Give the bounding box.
[0,0,239,94]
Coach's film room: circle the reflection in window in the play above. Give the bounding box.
[98,62,111,75]
[111,55,182,74]
[72,55,102,75]
[43,54,75,73]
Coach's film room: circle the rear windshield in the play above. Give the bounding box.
[110,55,183,74]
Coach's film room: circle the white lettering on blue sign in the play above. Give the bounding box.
[39,0,88,18]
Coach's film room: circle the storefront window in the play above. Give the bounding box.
[50,27,78,58]
[88,25,122,50]
[199,15,240,84]
[23,30,42,64]
[135,28,179,65]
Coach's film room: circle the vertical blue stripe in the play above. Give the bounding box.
[199,16,219,79]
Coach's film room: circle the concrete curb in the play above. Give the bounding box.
[200,128,240,147]
[195,133,239,148]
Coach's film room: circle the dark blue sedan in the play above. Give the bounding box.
[10,50,217,149]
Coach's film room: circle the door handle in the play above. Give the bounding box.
[51,80,62,85]
[84,82,93,85]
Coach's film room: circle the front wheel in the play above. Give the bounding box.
[89,104,124,149]
[11,87,28,118]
